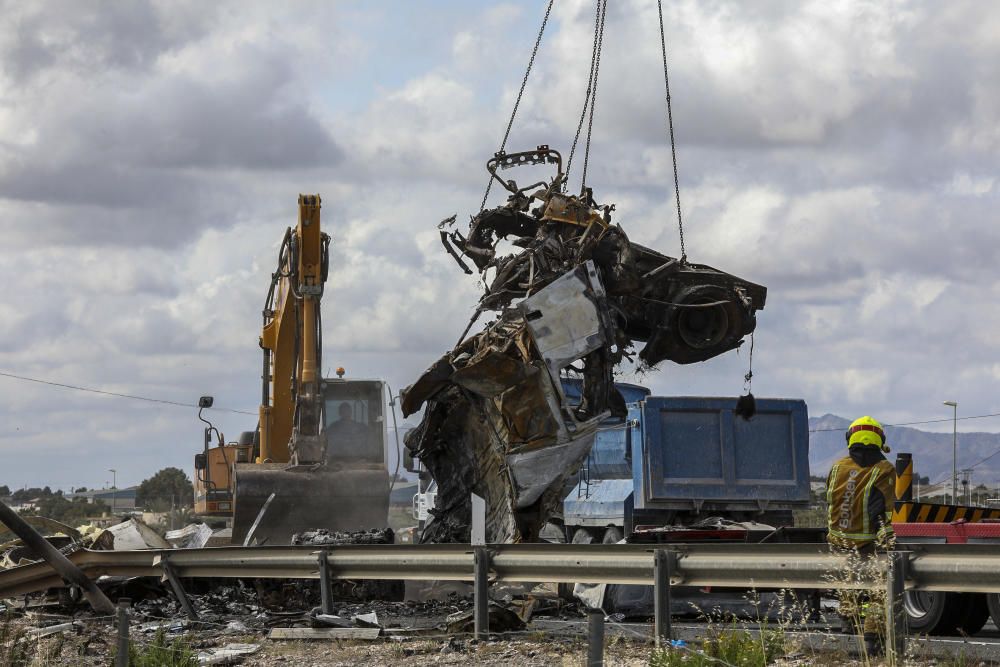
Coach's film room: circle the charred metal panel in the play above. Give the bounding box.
[518,261,610,379]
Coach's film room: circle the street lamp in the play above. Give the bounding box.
[943,401,958,505]
[108,468,117,514]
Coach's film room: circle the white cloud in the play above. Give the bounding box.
[0,0,998,489]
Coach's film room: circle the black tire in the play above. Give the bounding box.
[987,593,1000,631]
[903,590,966,635]
[955,593,989,636]
[602,526,623,544]
[57,585,82,608]
[559,529,597,601]
[557,582,575,601]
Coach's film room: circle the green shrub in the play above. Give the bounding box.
[0,611,31,667]
[649,626,785,667]
[116,628,197,667]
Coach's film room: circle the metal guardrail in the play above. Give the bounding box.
[3,542,1000,598]
[9,541,1000,659]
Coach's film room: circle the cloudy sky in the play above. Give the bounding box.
[0,0,997,491]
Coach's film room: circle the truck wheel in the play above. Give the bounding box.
[987,593,1000,631]
[955,593,989,636]
[602,526,623,544]
[903,590,965,635]
[559,529,596,601]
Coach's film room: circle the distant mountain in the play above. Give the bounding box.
[809,415,1000,490]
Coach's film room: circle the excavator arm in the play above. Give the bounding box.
[258,194,329,465]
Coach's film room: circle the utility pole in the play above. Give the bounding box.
[944,401,958,504]
[961,469,974,505]
[108,468,117,514]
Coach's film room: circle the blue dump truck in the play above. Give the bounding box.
[560,380,811,545]
[558,380,811,614]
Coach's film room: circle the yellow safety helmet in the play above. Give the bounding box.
[846,415,886,448]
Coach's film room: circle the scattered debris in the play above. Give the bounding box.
[0,516,82,570]
[352,611,380,628]
[224,619,249,634]
[24,621,80,638]
[166,523,214,549]
[310,612,353,628]
[445,602,527,634]
[197,642,261,665]
[403,146,766,543]
[268,627,380,640]
[207,527,232,546]
[78,524,115,550]
[105,518,171,550]
[290,528,394,546]
[289,528,404,602]
[139,619,189,634]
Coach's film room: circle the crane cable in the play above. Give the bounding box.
[578,0,608,194]
[564,0,604,185]
[478,0,555,213]
[565,0,608,194]
[657,0,687,261]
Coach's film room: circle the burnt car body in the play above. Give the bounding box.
[402,146,765,543]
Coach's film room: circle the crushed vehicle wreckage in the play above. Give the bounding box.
[401,146,767,544]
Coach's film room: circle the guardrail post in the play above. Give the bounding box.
[587,609,605,666]
[654,549,674,647]
[474,546,491,639]
[885,551,907,661]
[318,549,334,615]
[160,555,197,621]
[115,598,131,667]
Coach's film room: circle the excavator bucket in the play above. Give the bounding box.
[231,462,389,545]
[231,379,392,545]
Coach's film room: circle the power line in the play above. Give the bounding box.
[0,370,255,416]
[924,445,1000,489]
[809,412,1000,433]
[810,410,1000,487]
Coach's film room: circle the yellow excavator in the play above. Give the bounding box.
[193,195,390,544]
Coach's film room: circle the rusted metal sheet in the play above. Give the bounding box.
[403,145,766,544]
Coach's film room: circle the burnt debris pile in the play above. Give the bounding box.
[402,146,766,544]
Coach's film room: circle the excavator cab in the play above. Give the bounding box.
[323,379,386,465]
[230,378,391,545]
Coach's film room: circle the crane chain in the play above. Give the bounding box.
[565,0,604,185]
[657,0,686,261]
[479,0,555,213]
[579,0,608,194]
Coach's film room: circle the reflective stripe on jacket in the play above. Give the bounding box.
[826,452,895,546]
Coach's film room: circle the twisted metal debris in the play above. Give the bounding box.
[402,146,765,543]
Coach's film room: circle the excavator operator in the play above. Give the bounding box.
[826,415,897,655]
[326,402,372,460]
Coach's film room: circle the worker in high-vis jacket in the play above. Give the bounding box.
[826,415,897,654]
[826,415,896,550]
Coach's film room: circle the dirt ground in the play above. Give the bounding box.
[5,616,987,667]
[248,635,648,666]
